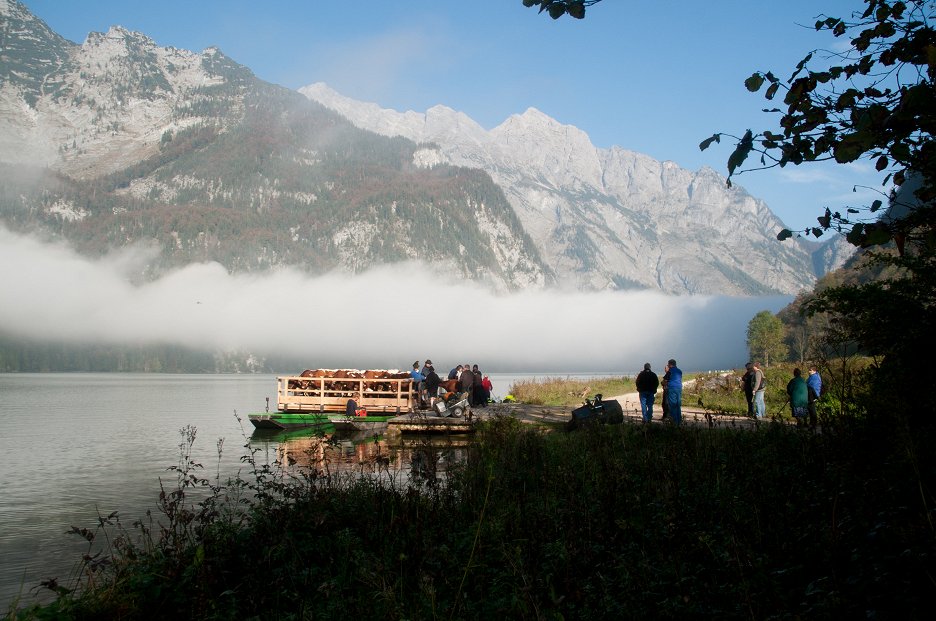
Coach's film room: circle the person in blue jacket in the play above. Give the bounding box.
[807,365,822,430]
[666,358,683,425]
[410,361,425,383]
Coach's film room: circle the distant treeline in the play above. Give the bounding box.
[0,333,301,373]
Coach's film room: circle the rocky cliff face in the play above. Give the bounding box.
[1,0,250,177]
[0,0,548,291]
[1,0,848,296]
[301,83,848,295]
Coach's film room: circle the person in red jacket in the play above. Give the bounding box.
[481,374,493,405]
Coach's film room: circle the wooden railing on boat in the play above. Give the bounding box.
[277,374,416,414]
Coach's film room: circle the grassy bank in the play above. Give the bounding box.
[508,375,635,406]
[6,411,934,620]
[690,361,876,423]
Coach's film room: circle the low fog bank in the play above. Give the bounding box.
[0,226,791,373]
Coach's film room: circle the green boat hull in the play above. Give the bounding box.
[248,412,330,430]
[248,412,398,431]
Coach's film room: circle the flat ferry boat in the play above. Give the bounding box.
[248,369,416,431]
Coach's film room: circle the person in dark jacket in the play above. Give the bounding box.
[471,364,485,407]
[419,359,433,407]
[787,368,809,427]
[424,365,441,408]
[635,362,660,423]
[346,393,365,417]
[740,362,755,417]
[458,365,474,398]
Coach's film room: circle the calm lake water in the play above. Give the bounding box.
[0,371,617,610]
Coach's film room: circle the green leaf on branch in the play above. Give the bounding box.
[833,133,868,163]
[727,130,753,176]
[699,134,721,151]
[845,222,866,245]
[567,1,586,18]
[891,141,911,163]
[835,89,859,111]
[784,79,808,106]
[864,225,893,247]
[777,228,794,241]
[745,73,765,92]
[789,52,814,82]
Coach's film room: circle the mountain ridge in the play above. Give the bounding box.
[0,0,552,291]
[1,0,852,296]
[300,82,854,295]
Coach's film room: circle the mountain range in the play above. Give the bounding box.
[0,0,850,296]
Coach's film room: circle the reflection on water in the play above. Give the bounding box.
[249,427,473,486]
[0,372,595,611]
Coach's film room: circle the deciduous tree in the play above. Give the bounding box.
[700,0,934,251]
[520,0,603,20]
[705,0,936,425]
[746,310,788,367]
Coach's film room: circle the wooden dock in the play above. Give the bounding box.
[387,412,476,433]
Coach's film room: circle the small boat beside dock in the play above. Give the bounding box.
[330,413,397,433]
[247,412,330,431]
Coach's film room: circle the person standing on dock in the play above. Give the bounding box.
[635,363,660,423]
[420,360,434,407]
[410,361,425,407]
[424,364,441,408]
[458,364,474,399]
[471,364,485,407]
[481,374,493,405]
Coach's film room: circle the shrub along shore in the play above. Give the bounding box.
[5,374,935,620]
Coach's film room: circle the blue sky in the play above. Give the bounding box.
[22,0,881,232]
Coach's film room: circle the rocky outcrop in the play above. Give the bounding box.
[301,83,846,295]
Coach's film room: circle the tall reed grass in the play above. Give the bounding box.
[6,408,933,620]
[508,376,635,406]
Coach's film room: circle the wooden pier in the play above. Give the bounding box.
[387,412,476,434]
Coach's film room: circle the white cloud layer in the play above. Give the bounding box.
[0,226,791,373]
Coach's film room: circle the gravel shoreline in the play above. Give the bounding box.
[481,392,760,430]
